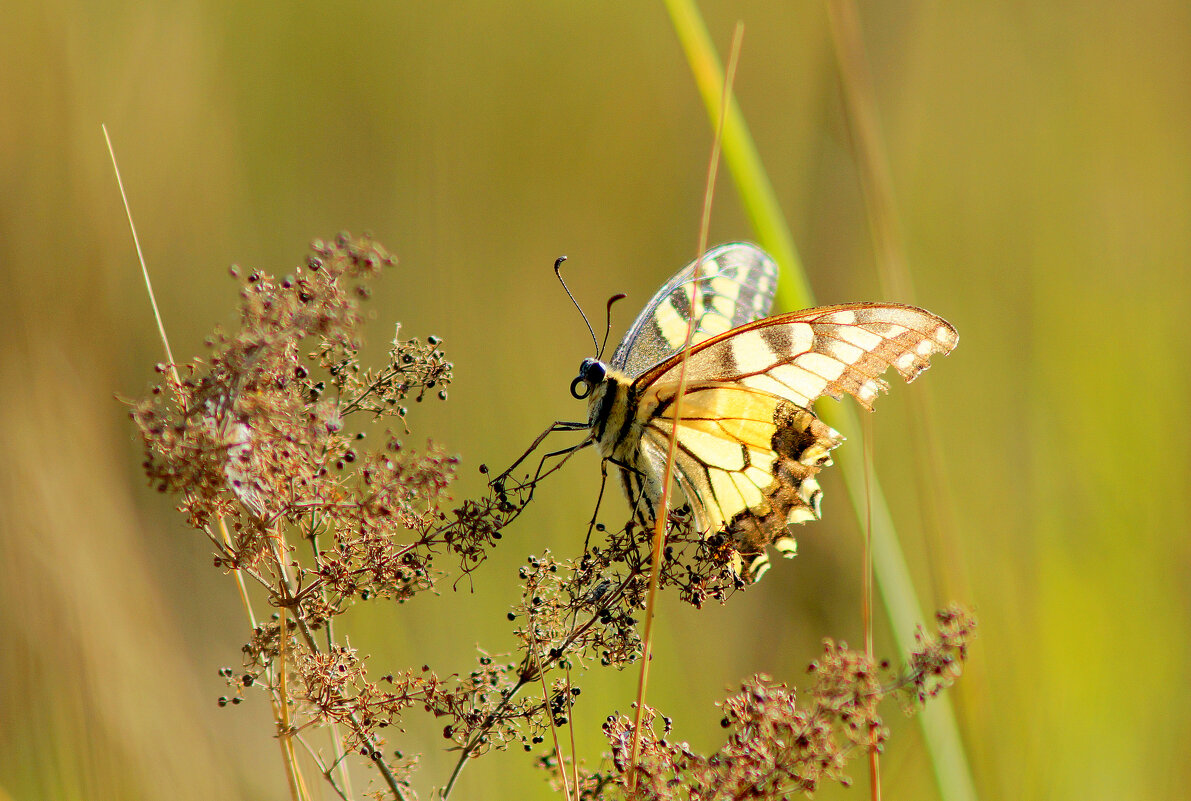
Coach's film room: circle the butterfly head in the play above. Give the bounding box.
[570,357,607,400]
[572,356,632,451]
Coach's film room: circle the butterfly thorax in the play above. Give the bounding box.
[574,356,674,536]
[575,358,648,461]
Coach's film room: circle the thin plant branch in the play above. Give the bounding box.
[628,19,744,788]
[862,413,881,801]
[530,632,573,801]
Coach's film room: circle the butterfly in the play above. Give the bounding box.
[569,243,958,582]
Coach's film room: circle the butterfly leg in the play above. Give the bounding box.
[492,420,588,490]
[493,422,594,513]
[605,457,659,534]
[575,456,668,562]
[525,438,594,497]
[581,460,611,555]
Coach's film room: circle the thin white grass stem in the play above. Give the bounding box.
[102,125,178,378]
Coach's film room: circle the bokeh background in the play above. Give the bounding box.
[2,1,1189,799]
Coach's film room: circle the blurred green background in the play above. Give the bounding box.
[2,1,1189,799]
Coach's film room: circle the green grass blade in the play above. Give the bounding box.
[661,0,812,312]
[829,403,979,801]
[663,2,979,800]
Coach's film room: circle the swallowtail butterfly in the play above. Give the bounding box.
[570,243,957,581]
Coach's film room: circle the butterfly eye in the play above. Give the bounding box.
[571,358,606,399]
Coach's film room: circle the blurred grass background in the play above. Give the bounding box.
[2,1,1189,799]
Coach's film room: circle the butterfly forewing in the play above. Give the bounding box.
[637,303,959,411]
[610,243,779,377]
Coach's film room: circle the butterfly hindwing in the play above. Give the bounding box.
[610,243,779,378]
[634,382,843,580]
[620,302,957,580]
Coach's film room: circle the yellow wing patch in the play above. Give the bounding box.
[636,381,843,580]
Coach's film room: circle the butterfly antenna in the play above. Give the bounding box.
[598,293,627,360]
[554,256,599,355]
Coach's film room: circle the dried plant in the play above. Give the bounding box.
[539,607,976,800]
[132,233,974,800]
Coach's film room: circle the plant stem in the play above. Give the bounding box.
[664,3,979,800]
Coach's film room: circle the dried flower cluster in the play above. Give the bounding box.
[902,604,977,705]
[132,234,542,798]
[132,234,974,800]
[547,610,975,801]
